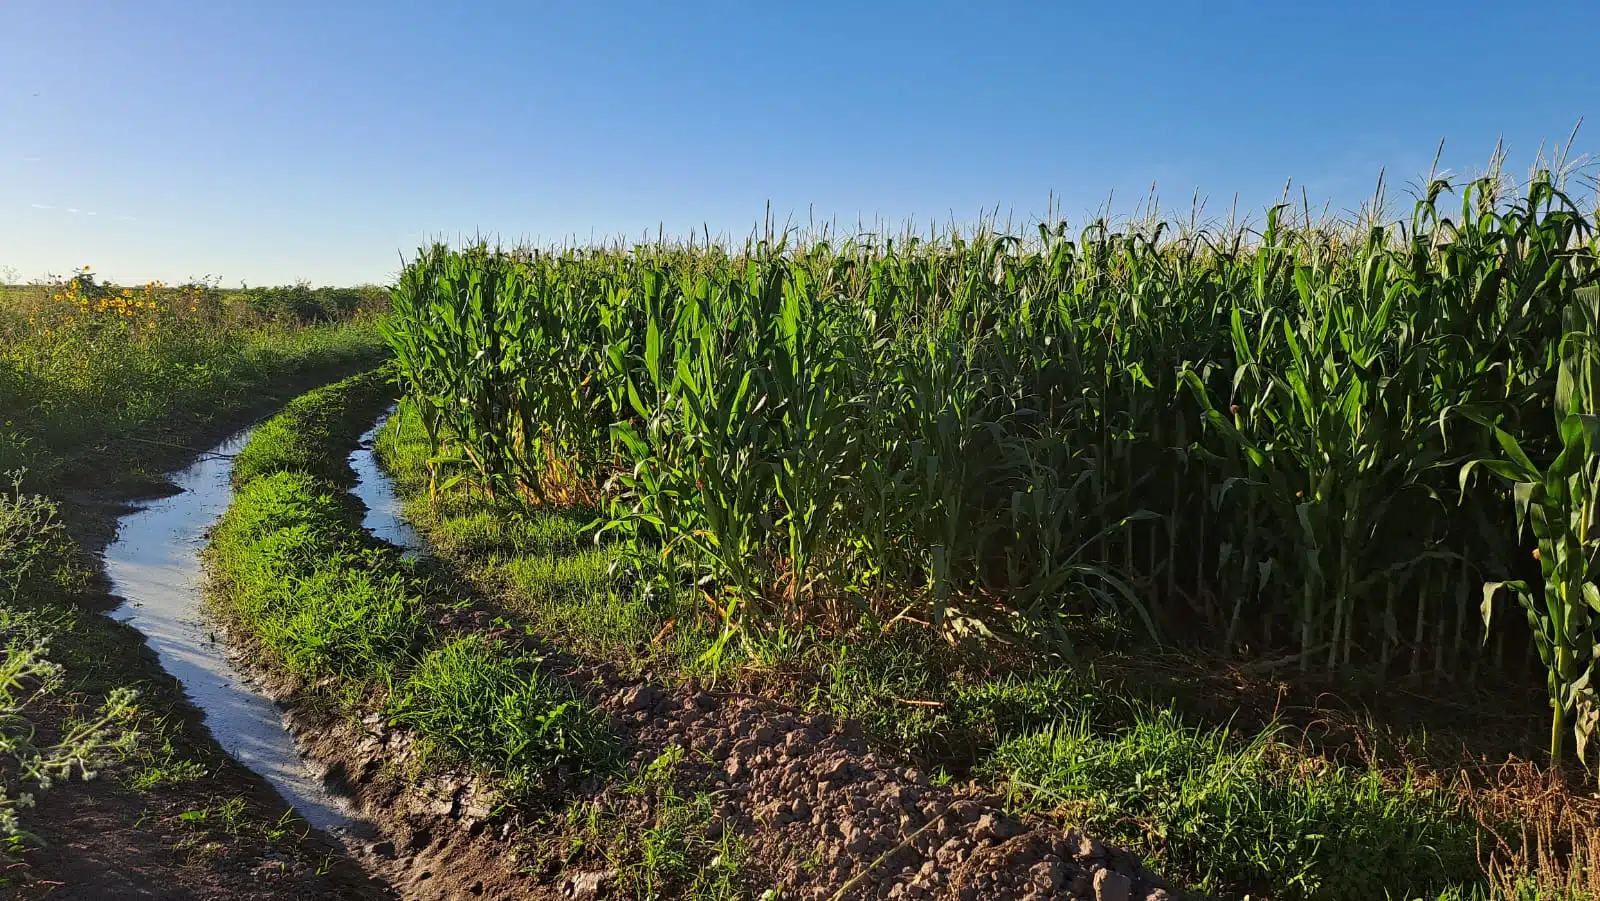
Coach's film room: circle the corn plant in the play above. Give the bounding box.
[383,158,1600,771]
[1464,284,1600,767]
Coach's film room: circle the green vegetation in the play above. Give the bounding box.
[0,272,387,882]
[573,745,750,901]
[384,170,1600,764]
[235,282,387,325]
[0,271,388,481]
[0,485,139,863]
[1,639,141,862]
[388,633,610,793]
[230,365,396,487]
[0,475,87,608]
[212,471,427,687]
[376,161,1600,899]
[376,412,694,665]
[208,371,611,796]
[378,394,1514,901]
[988,706,1480,900]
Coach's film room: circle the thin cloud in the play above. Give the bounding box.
[21,156,41,162]
[28,203,116,219]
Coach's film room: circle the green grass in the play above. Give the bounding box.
[230,365,395,487]
[1,483,143,866]
[210,471,428,687]
[124,734,209,792]
[0,291,388,483]
[387,633,611,792]
[814,642,1098,766]
[987,706,1484,901]
[209,375,614,799]
[377,406,714,672]
[382,407,1152,771]
[571,745,751,901]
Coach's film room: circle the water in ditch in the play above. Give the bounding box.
[103,409,413,834]
[350,407,423,555]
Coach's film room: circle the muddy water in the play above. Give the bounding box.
[104,410,413,835]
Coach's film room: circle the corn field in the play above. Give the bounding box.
[386,170,1600,765]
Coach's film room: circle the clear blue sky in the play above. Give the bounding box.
[4,1,1596,286]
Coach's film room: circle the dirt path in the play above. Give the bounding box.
[10,380,396,900]
[243,607,1177,900]
[580,671,1174,900]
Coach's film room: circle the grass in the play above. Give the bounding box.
[569,745,751,901]
[0,476,89,608]
[230,366,396,487]
[1,275,388,484]
[987,705,1483,900]
[0,470,358,891]
[124,734,209,791]
[210,471,428,687]
[387,633,610,795]
[208,373,614,799]
[376,408,709,672]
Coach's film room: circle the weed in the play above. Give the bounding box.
[0,640,141,862]
[126,742,208,791]
[577,748,751,900]
[0,475,88,605]
[178,796,249,835]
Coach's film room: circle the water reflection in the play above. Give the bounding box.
[104,429,361,833]
[350,407,422,555]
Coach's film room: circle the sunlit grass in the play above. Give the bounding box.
[210,374,614,797]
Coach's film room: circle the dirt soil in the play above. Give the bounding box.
[11,745,382,901]
[243,605,1179,901]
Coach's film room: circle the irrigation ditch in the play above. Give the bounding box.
[98,369,1176,900]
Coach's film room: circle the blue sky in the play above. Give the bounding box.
[3,1,1596,286]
